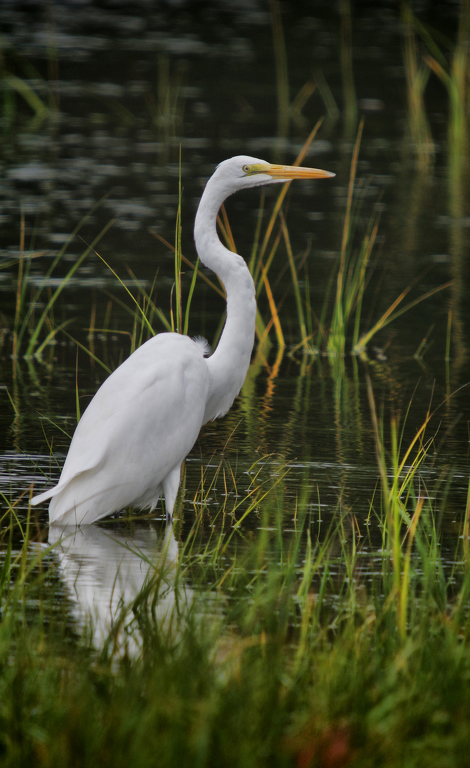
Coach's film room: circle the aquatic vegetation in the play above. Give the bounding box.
[402,3,470,218]
[0,47,53,128]
[6,208,113,361]
[401,4,435,170]
[2,413,470,768]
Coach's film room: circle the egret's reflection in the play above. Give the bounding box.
[49,523,188,655]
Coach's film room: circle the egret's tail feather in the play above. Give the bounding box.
[31,485,58,506]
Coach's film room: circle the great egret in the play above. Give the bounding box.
[31,155,334,525]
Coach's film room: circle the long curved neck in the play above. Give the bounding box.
[194,177,256,423]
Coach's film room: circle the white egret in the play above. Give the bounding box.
[31,155,334,525]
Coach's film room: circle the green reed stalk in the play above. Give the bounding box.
[75,349,81,423]
[280,212,307,343]
[366,378,402,614]
[351,212,380,348]
[402,4,434,169]
[183,258,199,337]
[118,267,171,332]
[412,3,469,213]
[327,118,363,358]
[399,495,424,635]
[12,215,27,358]
[2,74,50,124]
[389,416,404,616]
[173,148,183,333]
[63,331,111,374]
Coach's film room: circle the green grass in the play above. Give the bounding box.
[0,49,54,129]
[2,397,470,768]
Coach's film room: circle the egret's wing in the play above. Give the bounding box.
[32,334,210,519]
[31,439,108,506]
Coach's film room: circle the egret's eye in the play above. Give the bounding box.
[242,164,251,174]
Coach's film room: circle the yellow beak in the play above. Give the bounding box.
[261,163,335,180]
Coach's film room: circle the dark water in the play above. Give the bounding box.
[0,1,469,640]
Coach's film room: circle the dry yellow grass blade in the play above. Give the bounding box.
[355,280,453,352]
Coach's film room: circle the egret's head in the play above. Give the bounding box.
[212,155,335,193]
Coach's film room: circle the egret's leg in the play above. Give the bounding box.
[162,465,182,523]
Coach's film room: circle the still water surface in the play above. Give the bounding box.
[1,2,469,643]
